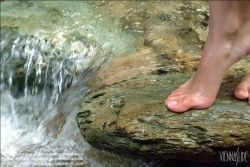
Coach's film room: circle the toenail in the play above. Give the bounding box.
[237,90,245,94]
[167,101,177,106]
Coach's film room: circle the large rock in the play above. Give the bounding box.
[76,1,250,163]
[77,73,250,162]
[77,53,250,162]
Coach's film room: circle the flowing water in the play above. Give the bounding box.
[1,1,211,166]
[1,1,142,166]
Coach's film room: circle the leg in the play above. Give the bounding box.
[165,1,250,112]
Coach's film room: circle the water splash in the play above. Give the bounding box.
[0,27,108,166]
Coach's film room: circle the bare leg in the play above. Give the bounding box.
[165,1,250,112]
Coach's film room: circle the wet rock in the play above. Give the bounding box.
[87,45,202,91]
[87,47,157,89]
[77,72,250,162]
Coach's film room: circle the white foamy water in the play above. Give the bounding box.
[0,28,103,166]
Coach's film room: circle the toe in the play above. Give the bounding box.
[166,95,195,112]
[166,94,214,112]
[234,88,248,100]
[234,75,250,100]
[166,93,186,102]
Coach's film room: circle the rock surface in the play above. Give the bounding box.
[77,70,250,162]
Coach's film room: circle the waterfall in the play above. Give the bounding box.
[0,26,102,166]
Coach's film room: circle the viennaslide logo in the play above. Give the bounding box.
[219,147,248,166]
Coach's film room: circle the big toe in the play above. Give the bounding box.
[165,95,211,113]
[165,98,190,113]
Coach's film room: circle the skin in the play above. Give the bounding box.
[165,1,250,112]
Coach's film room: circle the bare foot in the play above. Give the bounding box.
[234,74,250,103]
[165,1,250,112]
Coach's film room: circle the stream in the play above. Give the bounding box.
[1,1,212,166]
[1,1,141,166]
